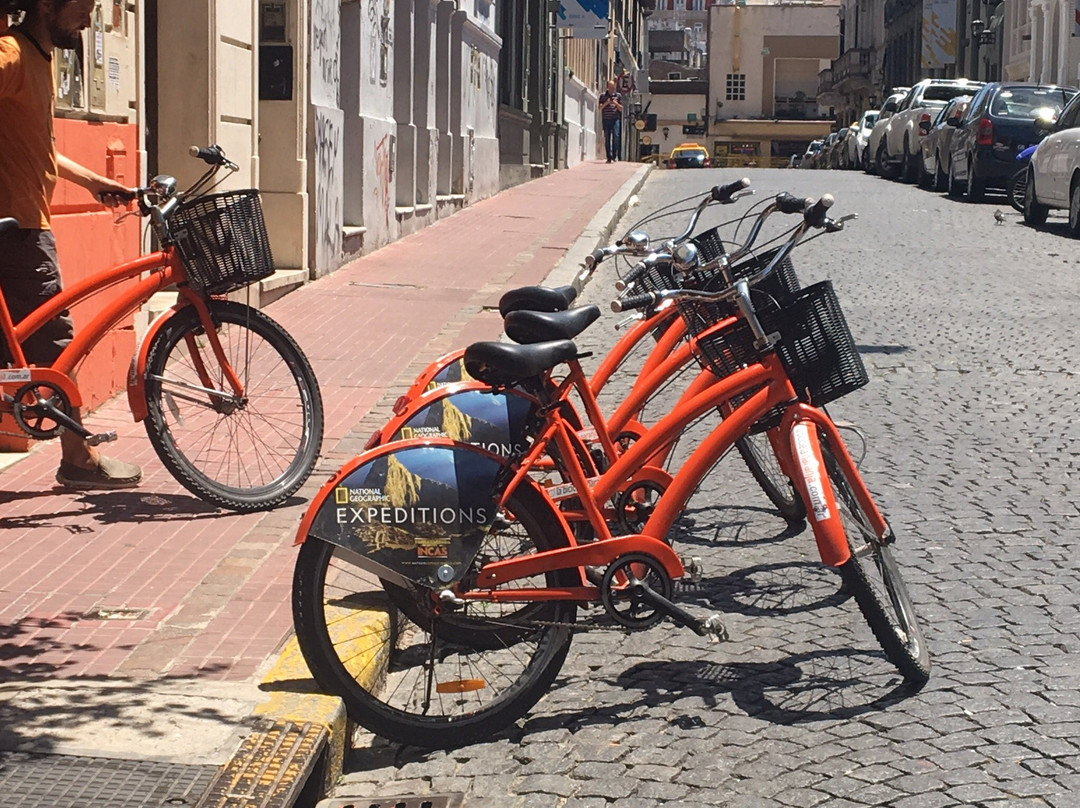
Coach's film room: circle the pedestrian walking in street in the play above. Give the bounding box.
[599,80,623,163]
[1,0,142,489]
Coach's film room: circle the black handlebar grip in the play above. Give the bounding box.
[711,177,751,203]
[98,188,137,204]
[611,291,657,314]
[614,260,650,292]
[804,194,835,227]
[775,193,809,214]
[189,145,224,165]
[590,248,606,265]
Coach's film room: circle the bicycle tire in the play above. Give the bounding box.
[143,300,323,511]
[735,432,806,523]
[820,442,930,684]
[1007,167,1027,213]
[292,483,576,748]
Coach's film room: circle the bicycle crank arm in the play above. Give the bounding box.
[632,580,729,640]
[85,431,118,446]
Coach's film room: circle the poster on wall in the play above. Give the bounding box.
[922,0,957,68]
[557,0,608,39]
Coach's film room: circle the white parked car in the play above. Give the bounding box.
[864,90,909,174]
[843,110,878,169]
[1025,91,1080,232]
[880,78,983,182]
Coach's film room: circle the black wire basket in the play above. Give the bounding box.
[692,280,868,409]
[170,190,275,295]
[675,246,802,338]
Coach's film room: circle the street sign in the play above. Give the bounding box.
[556,1,608,38]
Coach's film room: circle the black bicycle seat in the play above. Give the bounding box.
[464,339,578,387]
[498,285,578,317]
[0,218,19,236]
[504,305,601,344]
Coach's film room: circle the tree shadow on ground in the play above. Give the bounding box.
[0,613,237,755]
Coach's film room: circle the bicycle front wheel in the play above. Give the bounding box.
[143,301,323,511]
[292,484,576,748]
[736,431,806,523]
[821,442,930,684]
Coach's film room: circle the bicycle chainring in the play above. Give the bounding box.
[599,552,672,631]
[614,479,667,534]
[11,381,72,440]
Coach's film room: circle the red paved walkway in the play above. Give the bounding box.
[0,160,641,685]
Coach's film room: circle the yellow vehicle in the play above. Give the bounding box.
[667,142,711,169]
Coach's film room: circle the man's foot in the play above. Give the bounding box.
[56,456,142,491]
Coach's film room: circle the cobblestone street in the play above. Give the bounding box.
[327,169,1080,807]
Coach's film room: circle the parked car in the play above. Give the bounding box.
[864,89,909,174]
[800,139,824,169]
[818,131,842,169]
[828,128,850,169]
[919,96,973,191]
[1024,90,1080,230]
[949,82,1077,201]
[842,110,878,169]
[667,142,711,168]
[880,78,983,182]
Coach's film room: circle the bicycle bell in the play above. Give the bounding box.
[622,230,650,251]
[672,241,700,271]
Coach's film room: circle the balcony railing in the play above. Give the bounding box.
[817,69,834,96]
[834,48,873,84]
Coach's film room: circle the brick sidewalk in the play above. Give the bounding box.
[0,161,641,699]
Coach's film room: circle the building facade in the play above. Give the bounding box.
[708,1,840,166]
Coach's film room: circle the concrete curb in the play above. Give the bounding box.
[196,162,654,808]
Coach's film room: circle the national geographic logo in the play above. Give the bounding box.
[334,486,388,505]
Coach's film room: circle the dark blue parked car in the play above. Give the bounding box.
[947,82,1077,202]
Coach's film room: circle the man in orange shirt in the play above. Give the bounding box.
[1,0,141,489]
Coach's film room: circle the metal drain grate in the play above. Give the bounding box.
[0,751,216,808]
[319,794,464,808]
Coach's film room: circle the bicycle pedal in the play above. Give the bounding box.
[85,431,118,446]
[680,555,703,584]
[701,615,730,643]
[584,565,605,586]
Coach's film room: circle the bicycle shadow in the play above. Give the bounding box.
[670,504,805,549]
[0,489,272,531]
[678,559,849,618]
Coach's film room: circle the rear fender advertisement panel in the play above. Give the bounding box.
[390,387,535,458]
[309,442,505,587]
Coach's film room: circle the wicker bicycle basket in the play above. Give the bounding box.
[170,190,275,295]
[692,279,868,409]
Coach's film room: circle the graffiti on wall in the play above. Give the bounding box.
[311,0,340,106]
[365,0,392,86]
[314,107,344,271]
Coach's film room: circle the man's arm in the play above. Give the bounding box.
[57,153,132,205]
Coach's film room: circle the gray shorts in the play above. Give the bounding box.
[0,228,75,366]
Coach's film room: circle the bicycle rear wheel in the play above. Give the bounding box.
[735,431,806,523]
[143,300,323,511]
[1007,166,1027,213]
[821,442,930,683]
[292,484,576,748]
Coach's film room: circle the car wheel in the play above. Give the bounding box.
[901,138,917,183]
[963,156,986,202]
[917,151,933,189]
[1068,182,1080,237]
[947,160,964,197]
[876,143,894,179]
[1023,168,1049,226]
[863,145,875,174]
[934,153,948,192]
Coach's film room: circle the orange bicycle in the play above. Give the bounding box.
[0,145,324,511]
[291,193,930,748]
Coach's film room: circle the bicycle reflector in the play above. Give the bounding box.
[436,679,487,694]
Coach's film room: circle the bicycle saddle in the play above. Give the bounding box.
[498,285,578,317]
[464,339,578,387]
[504,305,600,344]
[0,218,18,236]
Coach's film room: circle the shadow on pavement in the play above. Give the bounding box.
[0,489,259,530]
